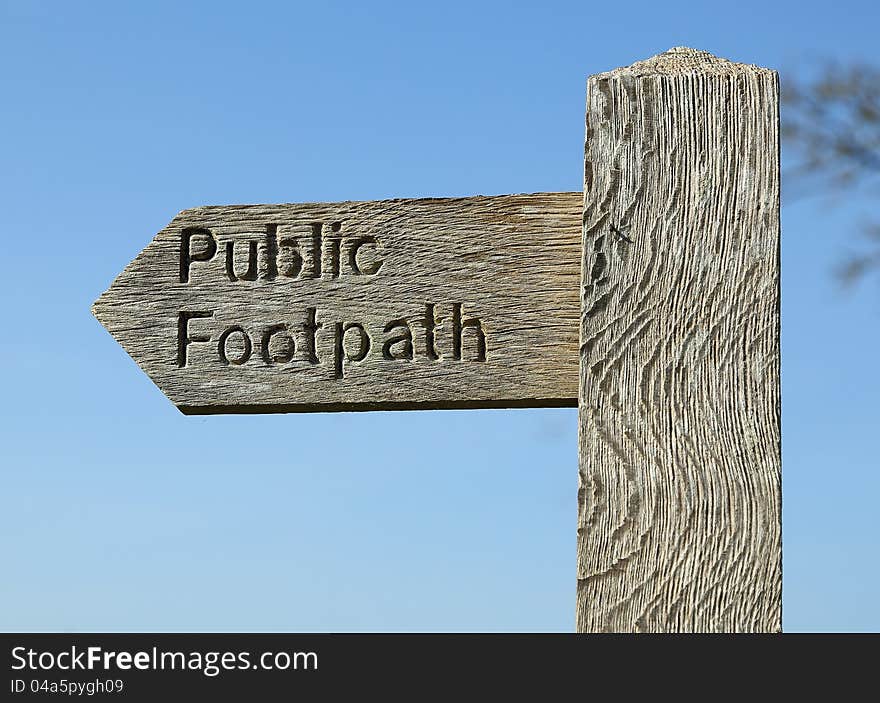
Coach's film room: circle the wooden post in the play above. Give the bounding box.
[578,48,782,632]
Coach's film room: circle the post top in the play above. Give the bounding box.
[593,46,774,79]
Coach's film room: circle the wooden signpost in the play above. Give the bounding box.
[94,47,781,632]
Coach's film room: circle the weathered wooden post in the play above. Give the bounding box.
[577,48,781,631]
[93,47,781,632]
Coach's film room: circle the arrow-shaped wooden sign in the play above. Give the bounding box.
[93,193,582,414]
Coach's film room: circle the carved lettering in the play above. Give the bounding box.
[348,236,383,275]
[179,228,217,283]
[225,241,258,282]
[334,322,370,379]
[278,236,303,278]
[424,303,440,361]
[177,310,213,366]
[264,224,279,281]
[452,303,486,362]
[179,221,382,283]
[261,323,296,365]
[382,320,414,361]
[174,223,487,378]
[174,303,487,377]
[302,307,322,364]
[218,326,252,365]
[308,222,322,279]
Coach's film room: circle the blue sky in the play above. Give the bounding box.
[1,0,878,632]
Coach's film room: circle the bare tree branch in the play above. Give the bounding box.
[783,61,880,289]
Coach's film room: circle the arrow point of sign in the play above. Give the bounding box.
[91,220,192,410]
[91,288,114,332]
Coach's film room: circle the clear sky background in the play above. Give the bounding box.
[1,0,877,632]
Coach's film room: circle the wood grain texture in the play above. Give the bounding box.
[577,48,782,631]
[93,193,581,413]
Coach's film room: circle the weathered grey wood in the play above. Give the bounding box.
[577,48,782,632]
[93,193,582,413]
